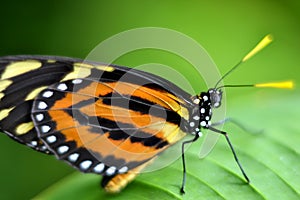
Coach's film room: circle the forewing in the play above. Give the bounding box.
[32,78,190,175]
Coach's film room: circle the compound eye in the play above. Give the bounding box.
[210,90,222,108]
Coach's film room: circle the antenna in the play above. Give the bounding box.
[214,34,273,88]
[216,81,294,90]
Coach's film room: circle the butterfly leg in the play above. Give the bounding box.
[180,133,200,194]
[208,126,250,183]
[210,118,231,126]
[101,159,155,193]
[211,118,263,134]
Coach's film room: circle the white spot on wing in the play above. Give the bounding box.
[203,95,208,101]
[80,160,93,170]
[41,125,51,133]
[57,145,69,154]
[57,83,68,91]
[40,145,47,151]
[72,79,83,84]
[38,101,48,109]
[93,163,105,173]
[200,108,205,114]
[42,91,54,98]
[106,166,117,176]
[35,113,44,121]
[68,153,79,162]
[31,141,38,146]
[118,166,128,174]
[46,135,57,143]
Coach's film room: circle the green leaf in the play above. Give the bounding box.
[34,92,300,200]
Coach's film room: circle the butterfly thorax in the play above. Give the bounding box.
[188,88,223,135]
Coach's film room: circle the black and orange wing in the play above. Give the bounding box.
[0,56,77,153]
[0,55,197,192]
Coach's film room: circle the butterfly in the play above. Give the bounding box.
[0,34,292,193]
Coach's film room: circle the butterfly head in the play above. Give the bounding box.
[208,88,223,108]
[190,88,223,131]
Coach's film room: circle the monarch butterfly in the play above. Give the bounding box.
[0,34,293,193]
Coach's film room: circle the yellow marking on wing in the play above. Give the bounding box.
[74,62,115,71]
[0,80,13,92]
[0,107,14,121]
[144,122,186,144]
[61,62,115,81]
[25,86,47,101]
[47,59,56,63]
[61,65,91,81]
[165,127,186,144]
[0,93,4,100]
[104,159,155,193]
[165,92,189,120]
[166,92,184,104]
[15,122,34,135]
[74,62,94,69]
[95,65,115,72]
[75,62,114,71]
[177,106,189,121]
[1,60,42,79]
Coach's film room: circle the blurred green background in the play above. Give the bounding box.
[0,0,299,199]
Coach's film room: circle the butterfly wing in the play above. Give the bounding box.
[0,56,80,153]
[0,55,196,192]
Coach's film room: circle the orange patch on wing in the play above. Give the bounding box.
[80,99,167,128]
[48,110,175,165]
[106,133,157,154]
[60,126,102,147]
[55,123,174,165]
[79,98,182,142]
[72,81,183,112]
[106,82,181,112]
[44,80,186,166]
[76,81,114,97]
[51,93,92,109]
[110,137,165,163]
[86,132,164,164]
[48,110,80,130]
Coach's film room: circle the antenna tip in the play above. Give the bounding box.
[265,34,274,42]
[254,81,294,89]
[242,34,274,62]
